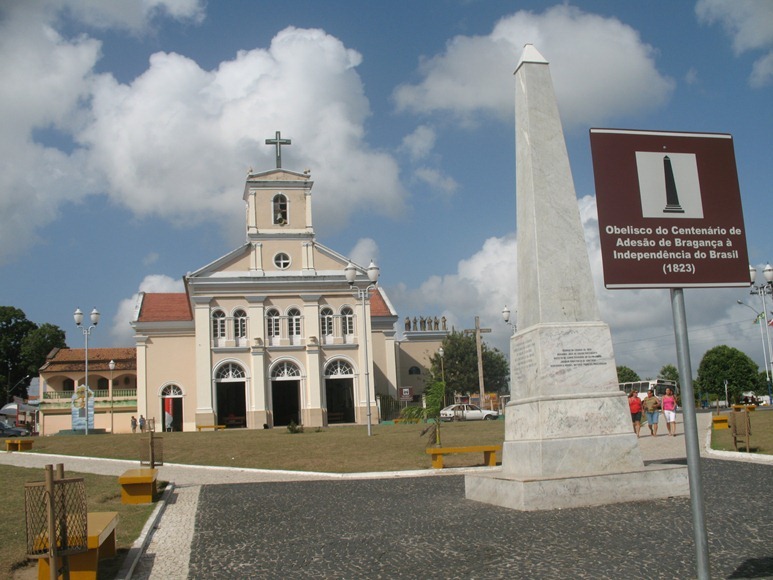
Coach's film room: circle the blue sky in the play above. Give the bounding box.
[1,0,772,381]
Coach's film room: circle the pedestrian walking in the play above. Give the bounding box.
[131,415,137,433]
[628,390,642,437]
[139,415,146,433]
[661,387,678,436]
[642,389,661,436]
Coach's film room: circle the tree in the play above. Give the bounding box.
[0,306,36,401]
[427,331,509,399]
[21,323,67,382]
[696,345,759,404]
[0,308,66,401]
[658,364,680,386]
[616,365,640,383]
[400,379,445,446]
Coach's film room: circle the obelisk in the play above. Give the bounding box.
[465,45,688,510]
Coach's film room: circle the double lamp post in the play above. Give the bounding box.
[73,307,100,435]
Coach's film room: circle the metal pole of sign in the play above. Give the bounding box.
[670,288,710,579]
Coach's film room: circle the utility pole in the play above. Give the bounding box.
[464,316,491,408]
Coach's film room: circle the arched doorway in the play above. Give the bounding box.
[325,359,354,424]
[215,363,247,428]
[160,384,183,432]
[271,361,301,426]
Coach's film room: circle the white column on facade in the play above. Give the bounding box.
[192,297,215,423]
[301,295,323,413]
[246,296,267,418]
[135,335,149,420]
[250,242,264,275]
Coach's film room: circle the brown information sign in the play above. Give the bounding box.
[589,129,749,289]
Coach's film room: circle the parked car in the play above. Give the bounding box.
[0,423,30,437]
[440,404,498,422]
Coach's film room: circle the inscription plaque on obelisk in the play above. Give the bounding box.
[465,45,688,510]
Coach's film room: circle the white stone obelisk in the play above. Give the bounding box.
[465,45,688,510]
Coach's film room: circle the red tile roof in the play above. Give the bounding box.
[369,288,392,317]
[40,347,136,373]
[138,293,192,322]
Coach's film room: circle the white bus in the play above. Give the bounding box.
[619,379,678,401]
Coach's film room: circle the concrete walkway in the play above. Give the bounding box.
[6,413,773,579]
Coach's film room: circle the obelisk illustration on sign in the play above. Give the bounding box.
[662,156,685,214]
[465,45,687,510]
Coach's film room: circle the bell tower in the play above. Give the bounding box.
[243,131,315,240]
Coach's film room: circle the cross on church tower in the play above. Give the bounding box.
[265,131,291,168]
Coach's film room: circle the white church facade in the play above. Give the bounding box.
[37,138,445,434]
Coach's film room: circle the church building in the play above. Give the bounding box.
[37,135,445,434]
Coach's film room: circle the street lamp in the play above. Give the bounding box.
[502,305,517,335]
[438,346,447,407]
[109,359,115,433]
[6,374,30,404]
[74,307,100,435]
[345,260,380,436]
[749,264,773,404]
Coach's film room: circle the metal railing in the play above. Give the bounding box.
[42,388,137,400]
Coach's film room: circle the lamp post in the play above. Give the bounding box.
[438,346,446,407]
[109,359,115,433]
[502,306,517,335]
[749,264,773,405]
[345,260,380,437]
[74,307,100,435]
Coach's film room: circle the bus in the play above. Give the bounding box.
[619,379,678,401]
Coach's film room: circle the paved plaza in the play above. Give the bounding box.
[3,412,772,579]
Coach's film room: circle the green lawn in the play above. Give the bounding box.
[28,420,506,472]
[0,465,157,580]
[710,408,773,454]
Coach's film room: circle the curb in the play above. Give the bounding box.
[115,481,176,580]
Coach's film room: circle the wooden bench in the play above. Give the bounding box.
[196,424,226,431]
[425,445,502,469]
[119,468,158,504]
[5,438,33,451]
[37,511,119,580]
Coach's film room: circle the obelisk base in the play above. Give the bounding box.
[465,464,688,511]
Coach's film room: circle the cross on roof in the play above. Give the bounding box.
[265,131,291,168]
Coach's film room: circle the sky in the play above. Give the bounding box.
[1,0,772,382]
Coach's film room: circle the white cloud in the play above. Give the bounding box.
[413,167,459,195]
[110,274,185,345]
[348,238,380,269]
[393,4,674,128]
[0,6,408,265]
[696,0,773,87]
[401,125,436,161]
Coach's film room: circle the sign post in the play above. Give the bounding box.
[590,128,750,580]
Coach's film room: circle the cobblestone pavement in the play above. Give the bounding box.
[187,459,773,579]
[5,412,773,579]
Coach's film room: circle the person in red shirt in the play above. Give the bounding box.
[628,390,643,438]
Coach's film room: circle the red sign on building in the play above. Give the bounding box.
[589,129,749,289]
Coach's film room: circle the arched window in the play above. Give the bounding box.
[212,310,226,340]
[341,306,355,336]
[287,307,302,343]
[325,359,353,377]
[233,309,247,340]
[271,361,301,378]
[161,384,184,397]
[320,307,334,337]
[273,193,288,225]
[216,363,246,380]
[266,308,280,338]
[408,366,421,375]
